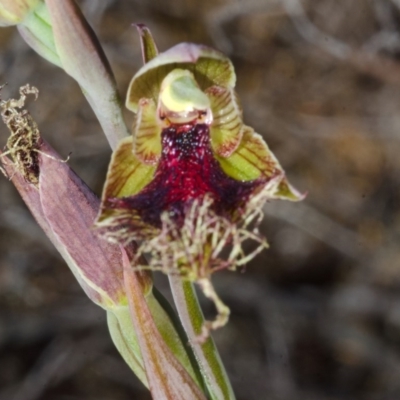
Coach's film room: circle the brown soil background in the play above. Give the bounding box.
[1,1,400,399]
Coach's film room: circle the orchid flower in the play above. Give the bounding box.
[95,29,303,341]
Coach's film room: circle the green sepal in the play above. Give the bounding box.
[126,43,235,113]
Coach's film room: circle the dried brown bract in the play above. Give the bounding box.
[0,84,41,185]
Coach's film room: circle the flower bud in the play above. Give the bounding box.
[0,0,41,26]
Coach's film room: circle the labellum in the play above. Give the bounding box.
[95,28,304,339]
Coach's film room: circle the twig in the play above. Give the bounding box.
[263,201,364,261]
[282,0,400,85]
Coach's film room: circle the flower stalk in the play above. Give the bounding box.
[170,278,236,400]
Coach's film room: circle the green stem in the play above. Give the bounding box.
[152,287,207,392]
[168,276,236,400]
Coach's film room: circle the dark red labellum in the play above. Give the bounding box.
[107,123,264,228]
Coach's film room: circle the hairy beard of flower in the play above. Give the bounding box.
[105,122,265,236]
[136,193,269,277]
[134,191,270,343]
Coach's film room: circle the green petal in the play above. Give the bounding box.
[207,86,243,157]
[133,98,161,165]
[126,43,235,113]
[216,126,303,201]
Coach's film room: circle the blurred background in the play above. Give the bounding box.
[1,0,400,399]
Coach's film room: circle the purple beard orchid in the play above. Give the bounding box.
[95,38,302,237]
[94,27,303,339]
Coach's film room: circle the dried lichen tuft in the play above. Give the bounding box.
[0,84,41,185]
